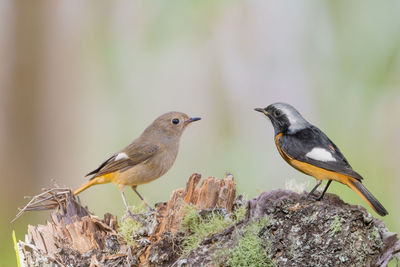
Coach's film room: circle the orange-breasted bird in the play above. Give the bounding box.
[74,112,200,216]
[255,103,388,216]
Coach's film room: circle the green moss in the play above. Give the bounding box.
[226,217,273,267]
[180,205,236,255]
[369,226,379,240]
[214,248,230,266]
[181,205,202,231]
[118,206,144,246]
[232,205,246,223]
[330,216,342,234]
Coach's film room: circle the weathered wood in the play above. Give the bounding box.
[153,173,236,237]
[16,174,399,266]
[18,191,122,266]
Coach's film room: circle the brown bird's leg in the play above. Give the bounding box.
[120,187,145,223]
[315,180,332,201]
[131,185,155,212]
[307,180,322,199]
[120,190,132,214]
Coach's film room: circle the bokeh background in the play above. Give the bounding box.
[1,1,400,265]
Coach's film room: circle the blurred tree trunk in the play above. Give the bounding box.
[2,1,45,208]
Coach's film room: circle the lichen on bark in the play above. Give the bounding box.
[16,174,399,266]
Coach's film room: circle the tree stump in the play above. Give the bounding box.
[15,173,399,266]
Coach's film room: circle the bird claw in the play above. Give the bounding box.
[125,210,146,224]
[306,192,324,201]
[147,207,164,218]
[147,206,156,213]
[142,204,164,217]
[314,195,324,201]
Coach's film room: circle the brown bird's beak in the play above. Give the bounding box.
[254,108,268,115]
[185,117,201,124]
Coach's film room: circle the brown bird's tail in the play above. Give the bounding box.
[73,175,112,195]
[345,178,388,216]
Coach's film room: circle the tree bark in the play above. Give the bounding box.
[16,174,399,266]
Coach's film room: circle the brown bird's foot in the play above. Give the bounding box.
[144,205,164,218]
[125,209,146,224]
[120,190,146,224]
[145,204,156,213]
[131,186,162,216]
[126,209,163,219]
[140,200,159,214]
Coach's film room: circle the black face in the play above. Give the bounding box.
[256,105,291,135]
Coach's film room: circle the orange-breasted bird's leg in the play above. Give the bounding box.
[315,180,332,201]
[131,185,155,212]
[306,180,322,199]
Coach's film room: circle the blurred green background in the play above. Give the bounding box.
[1,1,400,266]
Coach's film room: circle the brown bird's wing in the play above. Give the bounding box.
[87,142,160,179]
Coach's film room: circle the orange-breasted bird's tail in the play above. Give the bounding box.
[345,177,388,216]
[73,175,112,195]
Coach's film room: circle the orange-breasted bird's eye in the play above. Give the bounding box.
[172,118,180,125]
[274,110,282,117]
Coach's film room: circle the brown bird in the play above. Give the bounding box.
[74,112,201,216]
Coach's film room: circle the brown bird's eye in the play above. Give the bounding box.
[172,118,180,125]
[274,110,282,117]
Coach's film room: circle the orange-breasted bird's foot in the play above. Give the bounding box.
[306,180,333,201]
[312,180,332,201]
[306,180,322,199]
[307,191,323,201]
[309,193,323,201]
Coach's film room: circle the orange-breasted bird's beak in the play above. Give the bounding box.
[254,108,268,115]
[186,117,201,124]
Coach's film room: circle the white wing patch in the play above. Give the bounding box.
[115,152,129,161]
[306,147,336,162]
